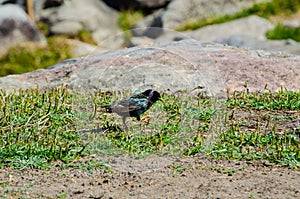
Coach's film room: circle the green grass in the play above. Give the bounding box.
[216,87,300,168]
[0,86,299,169]
[266,24,300,42]
[0,37,73,77]
[117,10,145,46]
[68,30,97,45]
[77,91,216,157]
[0,85,85,169]
[178,0,300,31]
[82,88,299,168]
[226,88,300,110]
[118,10,144,31]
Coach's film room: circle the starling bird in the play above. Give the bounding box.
[102,89,165,129]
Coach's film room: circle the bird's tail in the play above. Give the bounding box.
[101,105,113,113]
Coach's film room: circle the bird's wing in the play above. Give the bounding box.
[108,93,149,117]
[128,94,149,109]
[112,98,145,113]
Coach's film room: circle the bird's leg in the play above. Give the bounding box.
[122,117,128,131]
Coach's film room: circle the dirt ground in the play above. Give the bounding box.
[0,155,299,199]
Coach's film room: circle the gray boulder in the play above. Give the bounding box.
[0,39,299,96]
[217,34,300,55]
[133,15,300,55]
[282,18,300,28]
[41,0,124,49]
[0,4,46,57]
[131,0,271,38]
[63,38,107,57]
[185,15,300,55]
[187,15,274,41]
[162,0,271,29]
[129,28,190,47]
[131,9,164,38]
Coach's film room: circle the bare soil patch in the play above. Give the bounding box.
[0,156,299,199]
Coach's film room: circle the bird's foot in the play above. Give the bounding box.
[140,115,152,124]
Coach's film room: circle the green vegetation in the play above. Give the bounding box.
[80,90,215,157]
[78,87,299,168]
[213,88,300,168]
[118,10,144,31]
[0,86,299,169]
[57,193,68,199]
[266,24,300,41]
[178,0,300,30]
[117,10,145,46]
[227,88,300,110]
[0,85,85,169]
[0,37,73,77]
[69,30,97,45]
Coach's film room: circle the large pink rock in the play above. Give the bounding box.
[0,40,299,95]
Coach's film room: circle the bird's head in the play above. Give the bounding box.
[143,89,165,103]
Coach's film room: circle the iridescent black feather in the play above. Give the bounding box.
[102,89,163,128]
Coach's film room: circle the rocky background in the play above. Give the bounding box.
[0,0,300,93]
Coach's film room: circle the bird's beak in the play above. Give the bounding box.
[159,98,166,103]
